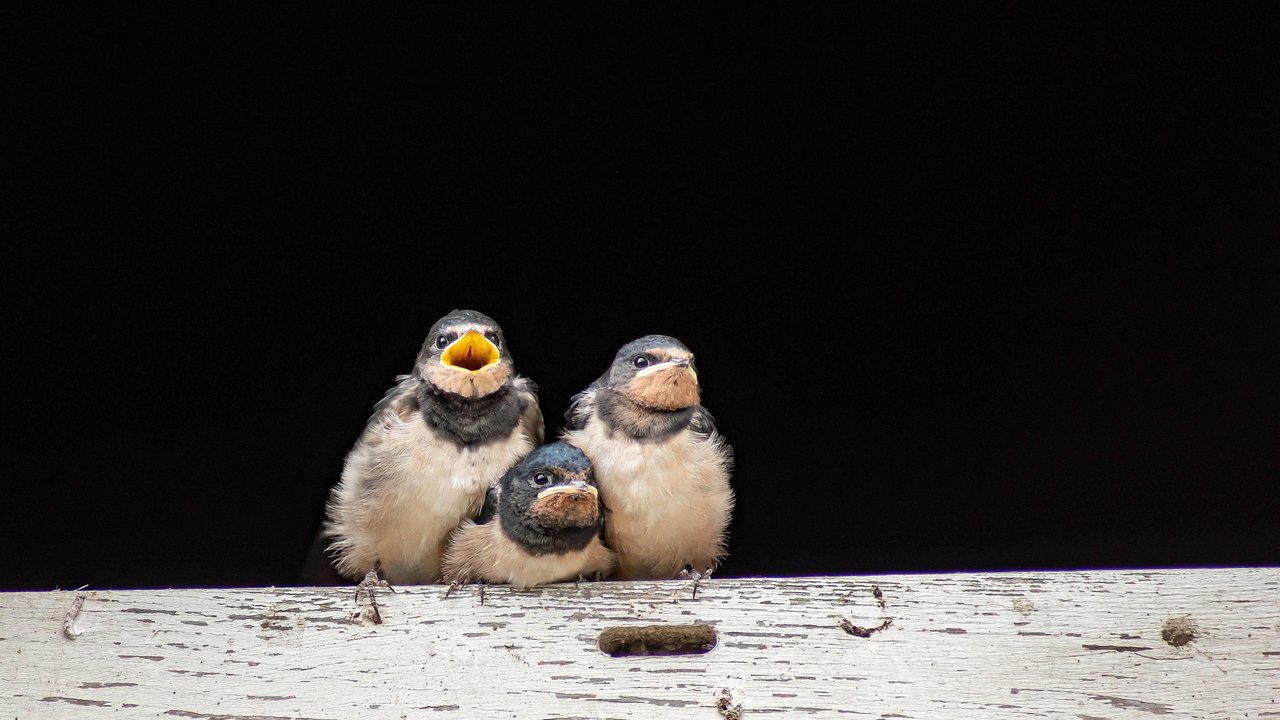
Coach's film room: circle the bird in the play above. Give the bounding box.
[320,308,544,594]
[440,441,616,589]
[560,334,734,584]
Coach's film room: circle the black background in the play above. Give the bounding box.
[7,4,1277,591]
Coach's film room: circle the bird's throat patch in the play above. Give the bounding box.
[627,366,700,411]
[530,490,600,528]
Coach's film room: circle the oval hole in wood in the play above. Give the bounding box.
[597,624,717,657]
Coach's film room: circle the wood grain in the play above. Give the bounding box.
[2,568,1278,718]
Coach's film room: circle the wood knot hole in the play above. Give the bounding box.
[1161,616,1198,647]
[597,624,717,657]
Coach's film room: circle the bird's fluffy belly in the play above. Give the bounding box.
[567,424,732,578]
[330,415,534,583]
[442,521,615,588]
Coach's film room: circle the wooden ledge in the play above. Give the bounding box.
[2,568,1278,718]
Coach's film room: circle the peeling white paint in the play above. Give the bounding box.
[1,569,1277,718]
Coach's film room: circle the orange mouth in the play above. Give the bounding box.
[440,330,501,373]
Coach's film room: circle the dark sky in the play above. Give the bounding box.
[7,4,1277,591]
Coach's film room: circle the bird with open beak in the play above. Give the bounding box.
[441,441,616,589]
[321,309,544,594]
[561,335,734,584]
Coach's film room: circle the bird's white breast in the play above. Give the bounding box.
[454,521,614,589]
[329,411,536,584]
[564,421,733,579]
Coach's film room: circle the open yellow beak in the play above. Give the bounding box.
[440,330,501,373]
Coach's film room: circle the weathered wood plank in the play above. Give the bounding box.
[2,568,1278,719]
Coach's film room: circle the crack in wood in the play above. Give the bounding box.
[41,696,110,707]
[7,571,1277,717]
[839,617,893,637]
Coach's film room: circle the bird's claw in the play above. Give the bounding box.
[678,565,713,599]
[443,579,485,605]
[354,569,393,624]
[575,570,609,589]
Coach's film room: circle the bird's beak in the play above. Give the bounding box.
[530,479,600,527]
[441,330,501,373]
[636,356,697,384]
[537,480,598,500]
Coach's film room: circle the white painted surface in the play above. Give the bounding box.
[2,568,1278,719]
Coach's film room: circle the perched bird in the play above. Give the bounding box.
[561,334,734,582]
[440,441,616,589]
[321,309,544,588]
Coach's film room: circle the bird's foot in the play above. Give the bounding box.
[353,569,393,624]
[443,580,461,599]
[576,570,606,585]
[443,579,486,605]
[678,565,713,599]
[574,571,607,589]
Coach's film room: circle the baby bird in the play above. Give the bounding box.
[561,334,734,582]
[441,441,616,589]
[323,309,543,588]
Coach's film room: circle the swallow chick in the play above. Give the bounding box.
[441,441,616,589]
[322,309,544,597]
[561,335,734,584]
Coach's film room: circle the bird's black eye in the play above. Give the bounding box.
[532,472,551,487]
[436,334,450,349]
[632,355,649,369]
[484,330,501,346]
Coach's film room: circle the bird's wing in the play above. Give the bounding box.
[689,405,719,439]
[514,376,545,445]
[474,483,500,525]
[562,384,600,431]
[368,374,418,425]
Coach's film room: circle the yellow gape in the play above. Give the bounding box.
[441,330,501,373]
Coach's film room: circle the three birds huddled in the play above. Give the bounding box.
[319,309,734,600]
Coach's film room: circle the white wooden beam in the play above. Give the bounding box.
[2,568,1278,718]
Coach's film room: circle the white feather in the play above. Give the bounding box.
[563,404,734,580]
[325,392,539,584]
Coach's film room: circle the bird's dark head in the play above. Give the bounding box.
[603,334,701,411]
[498,441,602,555]
[415,309,513,399]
